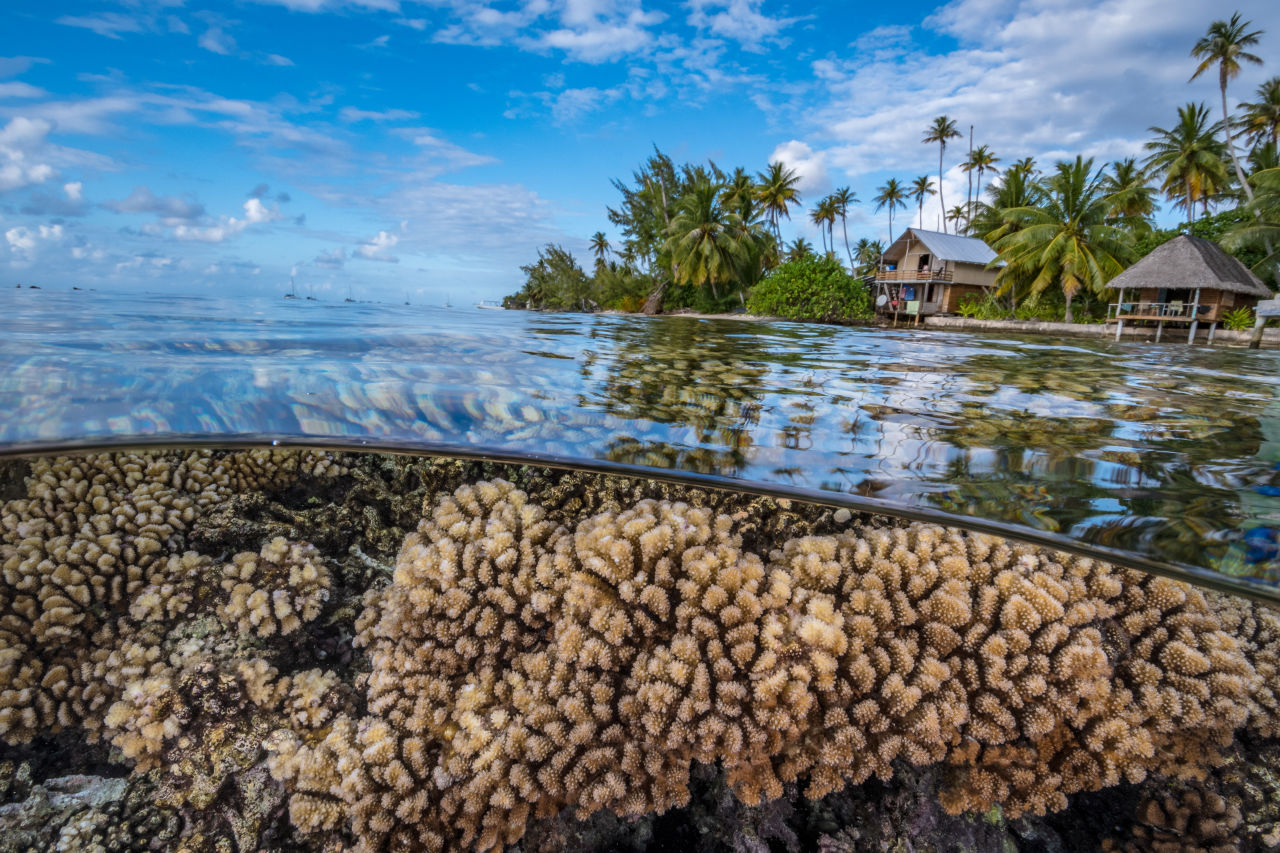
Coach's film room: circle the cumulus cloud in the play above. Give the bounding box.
[686,0,799,51]
[354,229,399,261]
[0,117,57,192]
[20,181,89,217]
[5,223,63,262]
[770,139,827,196]
[103,185,205,222]
[170,197,284,242]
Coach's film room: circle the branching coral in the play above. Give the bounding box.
[1103,789,1243,853]
[266,479,1280,852]
[221,537,330,638]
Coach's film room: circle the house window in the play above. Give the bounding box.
[918,253,931,270]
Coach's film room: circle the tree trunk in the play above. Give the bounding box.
[642,281,667,314]
[842,217,854,270]
[965,125,974,233]
[939,146,947,234]
[1064,292,1074,324]
[1222,80,1256,205]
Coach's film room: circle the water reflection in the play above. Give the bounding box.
[3,289,1280,585]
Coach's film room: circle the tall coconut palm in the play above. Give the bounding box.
[589,231,610,267]
[1191,12,1264,204]
[1099,158,1157,230]
[970,167,1047,244]
[853,237,884,277]
[1143,102,1230,224]
[1010,156,1037,178]
[970,145,1001,208]
[874,178,908,244]
[786,237,815,262]
[910,175,936,229]
[664,177,748,301]
[756,161,802,242]
[1223,166,1280,273]
[1240,77,1280,149]
[830,187,857,269]
[810,197,837,255]
[991,156,1135,324]
[946,205,967,232]
[923,116,961,233]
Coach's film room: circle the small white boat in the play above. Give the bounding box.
[475,300,504,310]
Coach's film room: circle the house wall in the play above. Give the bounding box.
[952,261,998,288]
[942,283,991,313]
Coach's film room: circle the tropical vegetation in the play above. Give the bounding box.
[507,11,1278,325]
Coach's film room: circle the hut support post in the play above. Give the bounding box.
[1250,313,1266,349]
[1188,287,1201,344]
[1208,323,1217,344]
[1155,321,1163,343]
[1115,287,1125,341]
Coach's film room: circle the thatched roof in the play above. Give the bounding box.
[1109,234,1272,297]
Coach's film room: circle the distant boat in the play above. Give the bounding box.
[285,276,298,299]
[475,300,504,310]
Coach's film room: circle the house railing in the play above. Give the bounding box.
[875,268,953,283]
[1107,301,1212,321]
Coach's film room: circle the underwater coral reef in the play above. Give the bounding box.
[0,448,1278,852]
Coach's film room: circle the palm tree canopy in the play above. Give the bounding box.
[1143,102,1230,218]
[922,115,961,146]
[1099,158,1157,226]
[1190,12,1264,90]
[589,231,610,261]
[910,175,937,203]
[873,179,909,213]
[1240,76,1280,147]
[991,156,1136,319]
[830,186,857,216]
[664,178,749,294]
[756,161,802,236]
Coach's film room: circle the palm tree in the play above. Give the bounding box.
[1099,158,1157,231]
[756,161,802,242]
[990,156,1135,324]
[1191,12,1264,204]
[873,178,908,243]
[1144,102,1230,224]
[910,175,936,229]
[945,205,967,232]
[1010,156,1037,177]
[853,237,884,277]
[589,231,610,268]
[970,145,1001,208]
[1239,77,1280,149]
[830,186,857,269]
[786,237,815,262]
[923,116,961,233]
[1223,166,1280,274]
[970,167,1047,244]
[810,197,837,255]
[664,177,748,301]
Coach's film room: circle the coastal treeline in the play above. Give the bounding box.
[507,11,1280,324]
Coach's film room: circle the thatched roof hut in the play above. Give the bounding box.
[1109,234,1271,298]
[1107,234,1273,341]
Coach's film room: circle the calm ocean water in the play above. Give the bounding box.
[4,287,1280,597]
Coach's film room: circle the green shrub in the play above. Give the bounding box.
[746,256,871,322]
[1223,306,1255,331]
[956,294,1010,320]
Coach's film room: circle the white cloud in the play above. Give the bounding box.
[686,0,799,51]
[248,0,401,11]
[0,83,46,99]
[770,139,827,196]
[198,26,237,55]
[103,185,205,221]
[355,229,399,261]
[339,107,419,123]
[5,223,63,261]
[263,54,295,66]
[55,13,147,39]
[0,117,57,192]
[163,198,285,243]
[64,181,82,202]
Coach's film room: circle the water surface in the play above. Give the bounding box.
[3,288,1279,596]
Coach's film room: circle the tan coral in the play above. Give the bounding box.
[220,538,330,638]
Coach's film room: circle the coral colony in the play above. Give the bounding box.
[0,449,1278,850]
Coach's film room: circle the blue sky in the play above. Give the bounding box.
[1,0,1277,302]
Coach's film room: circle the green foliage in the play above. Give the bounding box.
[1133,208,1274,285]
[505,244,591,311]
[956,294,1008,320]
[1223,306,1256,331]
[745,255,871,323]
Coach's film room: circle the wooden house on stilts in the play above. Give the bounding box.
[1106,235,1273,343]
[873,228,1001,321]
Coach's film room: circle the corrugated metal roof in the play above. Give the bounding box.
[886,228,999,265]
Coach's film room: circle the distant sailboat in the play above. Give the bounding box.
[444,294,452,308]
[285,276,298,299]
[344,282,355,303]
